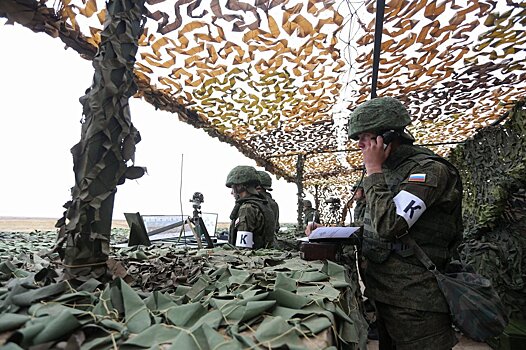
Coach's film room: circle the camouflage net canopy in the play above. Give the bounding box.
[1,0,525,197]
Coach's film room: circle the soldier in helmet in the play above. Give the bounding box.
[256,171,280,233]
[341,185,366,226]
[348,97,463,349]
[225,165,276,249]
[353,186,366,227]
[302,199,319,229]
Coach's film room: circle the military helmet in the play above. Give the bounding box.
[348,97,413,141]
[257,171,272,189]
[225,165,260,188]
[303,199,312,208]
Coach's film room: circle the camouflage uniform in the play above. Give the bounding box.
[262,192,279,233]
[362,144,463,309]
[349,97,463,350]
[353,197,366,227]
[303,200,319,225]
[352,195,367,286]
[229,194,276,249]
[257,171,280,233]
[226,166,276,249]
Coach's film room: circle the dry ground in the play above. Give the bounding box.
[0,216,230,233]
[0,216,129,232]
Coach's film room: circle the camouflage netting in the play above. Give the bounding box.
[0,0,525,204]
[50,0,148,281]
[0,230,368,349]
[1,0,526,342]
[449,100,526,320]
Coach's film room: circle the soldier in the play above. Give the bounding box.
[226,165,276,249]
[352,186,366,227]
[345,184,377,339]
[341,185,366,226]
[348,97,463,349]
[257,170,280,233]
[302,199,319,229]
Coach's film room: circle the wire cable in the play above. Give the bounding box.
[179,153,187,246]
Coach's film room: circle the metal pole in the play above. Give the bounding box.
[371,0,386,99]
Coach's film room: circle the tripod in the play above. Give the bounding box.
[324,197,342,226]
[189,202,214,248]
[325,203,342,226]
[188,192,214,248]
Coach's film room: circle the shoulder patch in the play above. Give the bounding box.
[408,173,426,183]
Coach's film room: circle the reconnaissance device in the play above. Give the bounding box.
[190,191,204,209]
[189,192,214,248]
[325,197,341,226]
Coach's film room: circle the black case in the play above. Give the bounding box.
[300,242,342,262]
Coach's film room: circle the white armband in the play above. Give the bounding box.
[393,190,427,227]
[236,231,254,248]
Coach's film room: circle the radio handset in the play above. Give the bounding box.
[381,130,399,149]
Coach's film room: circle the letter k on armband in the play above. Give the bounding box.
[236,230,254,248]
[393,190,427,227]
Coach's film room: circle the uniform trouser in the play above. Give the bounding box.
[375,301,458,350]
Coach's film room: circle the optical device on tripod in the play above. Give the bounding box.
[189,192,214,248]
[325,197,341,213]
[324,197,341,225]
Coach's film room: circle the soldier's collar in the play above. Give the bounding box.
[384,144,434,169]
[236,193,267,204]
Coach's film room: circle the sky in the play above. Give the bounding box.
[0,23,309,224]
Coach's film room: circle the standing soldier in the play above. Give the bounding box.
[348,97,463,349]
[346,184,376,339]
[352,186,366,227]
[226,165,275,249]
[257,170,280,233]
[303,199,319,229]
[340,185,366,226]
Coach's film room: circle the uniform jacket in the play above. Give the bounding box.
[262,191,280,233]
[353,198,366,227]
[229,193,276,249]
[362,144,463,312]
[303,207,319,225]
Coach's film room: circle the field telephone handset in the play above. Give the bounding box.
[381,130,399,149]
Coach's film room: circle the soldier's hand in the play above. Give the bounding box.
[305,222,320,236]
[363,135,391,174]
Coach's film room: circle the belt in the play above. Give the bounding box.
[365,237,452,260]
[363,237,414,257]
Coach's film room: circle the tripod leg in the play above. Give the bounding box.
[188,219,203,248]
[198,217,214,248]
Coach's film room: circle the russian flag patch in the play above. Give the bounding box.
[408,174,426,183]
